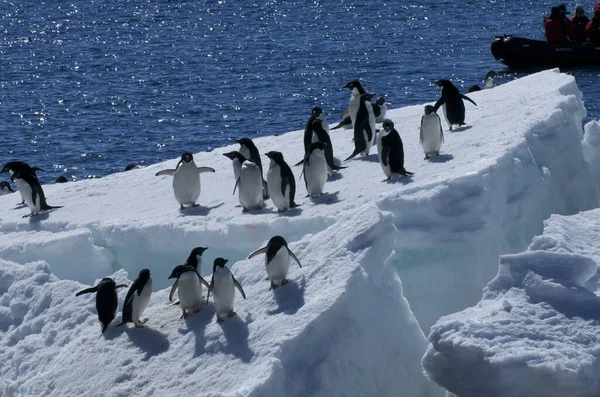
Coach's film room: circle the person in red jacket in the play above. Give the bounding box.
[544,6,575,43]
[586,3,600,46]
[571,5,590,42]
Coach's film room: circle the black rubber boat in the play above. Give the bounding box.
[491,35,600,68]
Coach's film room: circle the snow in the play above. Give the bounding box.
[1,68,600,396]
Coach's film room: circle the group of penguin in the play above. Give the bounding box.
[77,235,302,333]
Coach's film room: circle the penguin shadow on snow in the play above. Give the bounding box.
[277,206,303,217]
[427,154,454,163]
[449,125,472,133]
[386,175,414,185]
[309,191,340,205]
[219,314,254,363]
[124,325,170,361]
[177,303,213,357]
[351,153,379,163]
[179,202,225,217]
[27,212,50,223]
[268,277,306,316]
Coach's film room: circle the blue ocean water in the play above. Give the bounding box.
[1,0,598,183]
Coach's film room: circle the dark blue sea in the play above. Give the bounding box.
[1,0,598,183]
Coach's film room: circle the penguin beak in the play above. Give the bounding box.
[234,139,242,144]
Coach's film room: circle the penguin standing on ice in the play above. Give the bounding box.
[483,71,497,89]
[343,80,376,160]
[155,152,215,210]
[432,79,477,131]
[168,265,211,319]
[223,151,246,183]
[12,171,62,217]
[1,161,43,204]
[302,141,328,198]
[0,181,14,195]
[248,235,302,290]
[207,258,246,323]
[76,278,128,334]
[266,151,297,212]
[236,138,269,199]
[379,119,413,181]
[118,269,152,328]
[234,158,264,212]
[297,106,329,162]
[311,119,345,175]
[420,105,444,160]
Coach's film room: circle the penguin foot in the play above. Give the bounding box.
[216,317,224,323]
[228,311,237,318]
[180,204,185,210]
[270,281,279,291]
[191,203,199,207]
[424,155,430,160]
[22,214,32,218]
[181,312,188,319]
[135,323,145,328]
[281,279,289,286]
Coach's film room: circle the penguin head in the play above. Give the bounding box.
[213,257,229,272]
[343,79,365,94]
[138,269,151,281]
[375,97,386,106]
[266,151,284,164]
[168,265,193,279]
[485,71,497,79]
[433,79,454,90]
[382,119,395,133]
[235,138,255,150]
[223,151,246,163]
[190,246,208,257]
[181,152,194,163]
[185,247,208,270]
[308,141,326,154]
[55,176,68,183]
[362,93,376,102]
[424,105,435,115]
[0,181,14,192]
[268,235,288,250]
[311,106,324,119]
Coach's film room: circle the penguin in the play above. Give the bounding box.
[373,96,388,123]
[343,80,376,160]
[0,181,14,195]
[168,265,211,319]
[233,158,264,212]
[124,163,138,171]
[155,152,215,210]
[311,118,346,174]
[12,171,62,217]
[432,79,477,131]
[1,161,43,204]
[295,106,329,165]
[118,269,152,328]
[483,71,497,89]
[266,151,298,212]
[467,85,481,93]
[184,246,209,270]
[420,105,444,160]
[76,278,128,334]
[55,176,68,183]
[379,119,413,181]
[248,235,302,290]
[207,258,246,323]
[222,151,246,183]
[302,141,328,198]
[235,138,269,199]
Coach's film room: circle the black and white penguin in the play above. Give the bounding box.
[343,80,376,160]
[379,119,413,181]
[420,105,444,160]
[302,141,328,198]
[1,161,43,204]
[207,258,246,323]
[373,96,388,124]
[300,106,329,160]
[124,163,138,172]
[483,71,497,89]
[184,246,209,270]
[155,152,215,210]
[223,151,246,183]
[467,85,481,93]
[311,119,345,175]
[266,151,297,212]
[0,181,14,195]
[432,79,477,131]
[76,278,128,334]
[168,265,211,319]
[55,176,68,183]
[233,158,264,212]
[118,269,152,328]
[12,171,62,217]
[235,138,269,199]
[248,235,302,290]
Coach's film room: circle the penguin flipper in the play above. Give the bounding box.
[101,323,109,334]
[194,270,211,289]
[197,167,215,174]
[433,98,445,113]
[207,276,214,304]
[381,145,390,167]
[461,94,477,106]
[262,179,270,199]
[287,248,302,268]
[233,177,240,195]
[327,166,334,177]
[344,147,362,162]
[294,159,304,167]
[169,280,179,302]
[156,169,177,177]
[75,286,98,296]
[248,246,267,259]
[232,275,246,299]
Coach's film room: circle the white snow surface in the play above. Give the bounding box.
[1,69,599,396]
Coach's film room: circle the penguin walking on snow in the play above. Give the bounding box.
[379,119,413,181]
[420,105,444,160]
[1,161,44,205]
[118,269,152,328]
[236,138,269,199]
[0,181,14,195]
[168,265,211,319]
[343,80,376,161]
[432,79,477,131]
[248,235,302,290]
[76,278,128,334]
[155,152,215,210]
[207,258,246,323]
[12,171,62,217]
[266,151,297,212]
[234,158,264,212]
[302,141,328,198]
